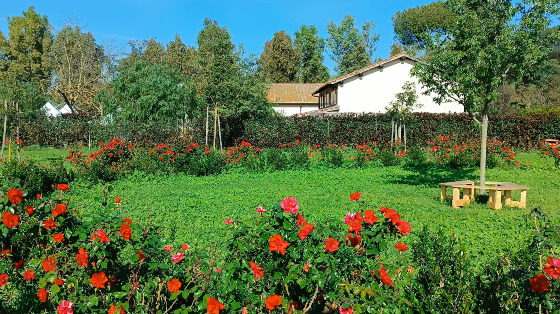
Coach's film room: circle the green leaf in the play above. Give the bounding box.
[231,302,241,309]
[274,272,282,279]
[283,220,292,230]
[182,290,190,299]
[51,284,60,295]
[170,292,180,300]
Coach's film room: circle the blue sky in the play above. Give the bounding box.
[1,0,435,74]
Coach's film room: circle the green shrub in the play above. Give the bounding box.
[0,160,75,195]
[404,146,427,167]
[378,149,401,167]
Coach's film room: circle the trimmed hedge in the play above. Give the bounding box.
[18,113,560,150]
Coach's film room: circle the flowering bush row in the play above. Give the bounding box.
[538,142,560,167]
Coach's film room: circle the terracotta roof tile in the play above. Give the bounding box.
[267,83,323,104]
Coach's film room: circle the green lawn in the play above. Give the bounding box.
[56,151,560,269]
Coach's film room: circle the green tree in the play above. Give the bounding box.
[386,81,422,150]
[143,38,166,65]
[103,60,197,125]
[50,25,105,114]
[260,31,299,83]
[412,0,560,188]
[392,1,455,53]
[166,34,199,80]
[326,15,379,76]
[294,25,329,83]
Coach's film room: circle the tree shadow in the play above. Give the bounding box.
[391,164,478,187]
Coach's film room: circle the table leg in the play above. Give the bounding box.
[440,186,446,202]
[504,190,512,207]
[493,190,503,210]
[452,187,460,208]
[463,187,472,205]
[520,190,527,208]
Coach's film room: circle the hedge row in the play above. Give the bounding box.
[17,113,560,150]
[241,113,560,150]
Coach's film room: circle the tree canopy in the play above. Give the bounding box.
[294,25,330,83]
[260,31,299,83]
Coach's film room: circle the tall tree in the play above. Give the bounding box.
[326,15,379,76]
[50,25,105,114]
[412,0,560,189]
[392,1,455,53]
[260,31,299,83]
[143,38,166,65]
[294,25,329,83]
[166,34,199,79]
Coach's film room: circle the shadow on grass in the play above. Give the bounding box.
[391,164,478,187]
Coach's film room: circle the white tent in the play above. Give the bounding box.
[59,104,72,114]
[42,102,61,117]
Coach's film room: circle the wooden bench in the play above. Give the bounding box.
[545,139,559,145]
[440,181,529,210]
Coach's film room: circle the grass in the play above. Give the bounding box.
[54,150,560,269]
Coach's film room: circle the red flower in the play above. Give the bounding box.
[297,213,306,227]
[43,218,57,230]
[0,274,7,287]
[91,230,110,243]
[167,278,181,293]
[120,223,132,240]
[269,234,290,255]
[37,288,48,302]
[266,295,283,311]
[207,297,225,314]
[23,269,35,281]
[347,219,362,232]
[42,257,57,272]
[54,278,64,286]
[395,242,409,251]
[57,184,70,191]
[350,191,361,201]
[181,243,190,251]
[280,197,299,214]
[109,304,125,314]
[2,211,19,228]
[124,218,133,224]
[325,237,340,253]
[37,194,42,199]
[530,274,550,293]
[115,197,120,204]
[396,221,411,236]
[340,305,354,314]
[298,223,314,240]
[376,267,393,286]
[136,250,146,262]
[7,188,23,204]
[362,210,379,225]
[303,261,310,272]
[544,257,560,280]
[26,205,34,215]
[250,261,264,280]
[53,233,65,242]
[90,272,109,289]
[14,259,25,269]
[52,203,68,217]
[347,233,361,247]
[75,248,88,267]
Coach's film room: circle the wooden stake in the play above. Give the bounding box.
[1,99,7,159]
[205,106,209,146]
[213,104,218,150]
[217,110,223,151]
[16,101,20,163]
[404,123,407,152]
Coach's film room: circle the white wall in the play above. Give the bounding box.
[273,104,318,116]
[338,59,463,114]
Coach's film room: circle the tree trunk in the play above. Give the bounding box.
[479,113,489,195]
[1,99,7,159]
[391,120,394,144]
[404,123,407,152]
[16,101,20,163]
[205,106,209,146]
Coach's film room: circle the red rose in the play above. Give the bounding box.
[43,218,57,230]
[269,234,290,255]
[250,261,264,280]
[52,203,68,217]
[7,188,23,204]
[296,214,306,227]
[108,304,125,314]
[395,242,409,251]
[37,288,48,302]
[53,233,65,243]
[362,210,379,225]
[23,269,35,281]
[266,295,283,311]
[376,267,393,286]
[544,257,560,280]
[136,250,146,262]
[207,297,225,314]
[530,274,550,293]
[120,223,132,240]
[41,257,57,272]
[76,248,89,267]
[280,197,299,214]
[56,184,70,191]
[0,273,7,287]
[167,278,181,293]
[298,223,314,240]
[2,211,19,228]
[347,233,361,247]
[396,221,411,236]
[347,219,362,232]
[14,259,25,269]
[325,237,340,253]
[90,272,109,289]
[115,197,120,204]
[26,205,34,216]
[350,191,361,201]
[54,278,64,286]
[91,230,110,243]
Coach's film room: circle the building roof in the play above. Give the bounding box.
[267,83,324,104]
[312,52,420,95]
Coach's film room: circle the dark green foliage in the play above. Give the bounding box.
[404,146,427,167]
[378,149,400,167]
[185,149,225,176]
[0,160,74,195]
[407,228,475,312]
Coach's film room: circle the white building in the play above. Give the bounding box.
[267,83,324,116]
[41,101,62,117]
[311,53,463,114]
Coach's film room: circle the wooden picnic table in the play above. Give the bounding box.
[440,180,529,210]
